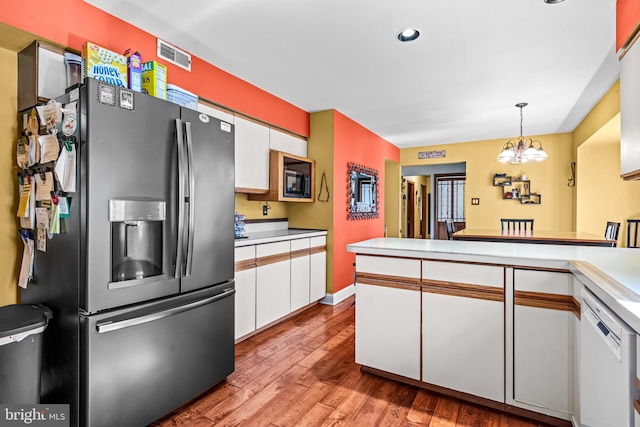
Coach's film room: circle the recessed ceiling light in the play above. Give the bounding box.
[544,0,565,3]
[397,28,420,42]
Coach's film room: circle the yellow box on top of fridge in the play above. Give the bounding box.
[81,42,128,88]
[142,61,167,100]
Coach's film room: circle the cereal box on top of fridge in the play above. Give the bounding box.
[124,49,142,92]
[142,61,167,100]
[82,42,128,88]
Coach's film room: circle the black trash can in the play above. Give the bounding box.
[0,304,52,403]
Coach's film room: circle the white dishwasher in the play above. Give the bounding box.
[581,287,636,427]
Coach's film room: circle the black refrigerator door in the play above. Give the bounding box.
[81,282,235,427]
[177,108,235,293]
[81,79,181,313]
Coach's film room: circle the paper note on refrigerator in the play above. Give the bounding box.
[38,134,60,164]
[36,207,49,252]
[35,172,54,201]
[18,235,34,289]
[54,144,77,192]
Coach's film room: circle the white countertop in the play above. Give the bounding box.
[234,228,327,247]
[347,238,640,332]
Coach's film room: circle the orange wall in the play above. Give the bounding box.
[1,0,309,137]
[332,111,399,293]
[617,0,640,51]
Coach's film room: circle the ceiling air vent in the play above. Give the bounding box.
[157,38,192,71]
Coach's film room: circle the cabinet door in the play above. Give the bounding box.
[621,38,640,180]
[290,238,310,312]
[255,241,291,329]
[513,269,574,419]
[234,246,256,340]
[235,116,270,191]
[309,236,327,302]
[355,255,421,380]
[422,260,504,402]
[269,128,307,157]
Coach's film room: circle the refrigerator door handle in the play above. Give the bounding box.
[96,288,235,333]
[174,119,186,278]
[184,121,196,276]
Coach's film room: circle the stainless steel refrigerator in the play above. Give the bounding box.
[20,78,235,427]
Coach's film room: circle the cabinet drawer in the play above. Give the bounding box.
[256,241,290,257]
[356,255,420,278]
[514,269,572,294]
[310,236,326,248]
[290,238,310,251]
[422,260,503,288]
[235,245,255,262]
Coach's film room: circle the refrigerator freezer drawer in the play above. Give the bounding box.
[81,284,235,427]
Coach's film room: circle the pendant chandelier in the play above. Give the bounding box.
[496,103,548,164]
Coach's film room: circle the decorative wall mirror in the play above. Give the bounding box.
[347,163,379,220]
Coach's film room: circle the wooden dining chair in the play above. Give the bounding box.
[445,219,456,240]
[627,219,640,248]
[604,221,620,246]
[501,219,534,232]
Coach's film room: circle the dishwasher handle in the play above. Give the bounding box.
[96,288,235,333]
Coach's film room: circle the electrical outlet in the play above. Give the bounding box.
[263,205,268,216]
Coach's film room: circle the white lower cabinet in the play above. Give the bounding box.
[309,236,327,302]
[234,246,256,340]
[511,269,574,420]
[256,241,291,329]
[355,255,421,380]
[290,238,311,312]
[422,260,504,402]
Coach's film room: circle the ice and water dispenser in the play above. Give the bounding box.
[109,199,165,285]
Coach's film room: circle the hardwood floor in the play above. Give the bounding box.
[151,296,551,427]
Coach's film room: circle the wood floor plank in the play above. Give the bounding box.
[153,296,555,427]
[376,383,419,426]
[319,372,379,426]
[405,388,439,426]
[456,403,485,426]
[429,397,462,427]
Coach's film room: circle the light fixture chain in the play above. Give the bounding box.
[520,105,524,140]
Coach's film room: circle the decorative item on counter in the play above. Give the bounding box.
[142,61,167,99]
[82,42,128,88]
[124,49,142,92]
[234,212,246,238]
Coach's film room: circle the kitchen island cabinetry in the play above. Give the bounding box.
[422,260,505,402]
[510,269,575,421]
[355,255,421,380]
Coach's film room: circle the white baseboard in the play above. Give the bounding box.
[319,283,355,305]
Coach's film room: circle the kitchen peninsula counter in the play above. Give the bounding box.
[347,237,640,331]
[347,237,640,425]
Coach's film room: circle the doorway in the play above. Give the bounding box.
[434,173,466,240]
[406,181,415,238]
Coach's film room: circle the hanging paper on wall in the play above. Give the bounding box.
[35,172,54,201]
[54,143,76,192]
[38,134,60,164]
[18,235,34,289]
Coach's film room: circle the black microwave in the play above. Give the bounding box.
[284,169,311,198]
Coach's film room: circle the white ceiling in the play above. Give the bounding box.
[84,0,619,149]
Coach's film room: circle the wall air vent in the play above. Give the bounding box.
[157,38,192,71]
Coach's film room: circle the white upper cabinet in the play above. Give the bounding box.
[620,38,640,180]
[234,116,270,192]
[197,102,234,124]
[269,128,307,158]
